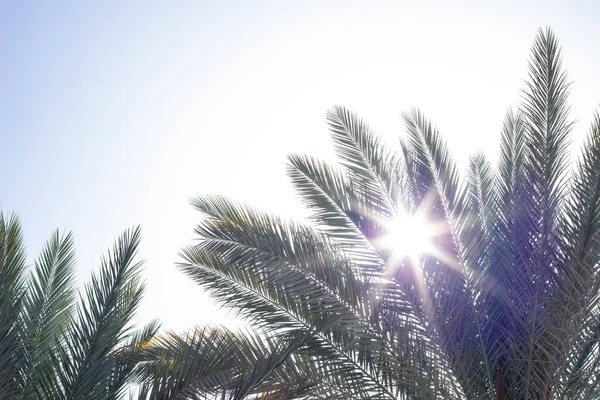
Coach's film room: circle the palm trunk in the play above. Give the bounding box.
[497,370,505,400]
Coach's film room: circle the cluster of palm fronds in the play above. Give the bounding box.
[0,214,315,399]
[3,27,600,399]
[179,28,600,399]
[0,215,163,399]
[0,214,145,398]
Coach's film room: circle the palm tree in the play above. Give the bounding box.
[176,28,600,399]
[0,212,157,399]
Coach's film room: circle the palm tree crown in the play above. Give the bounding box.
[0,215,158,400]
[179,28,600,399]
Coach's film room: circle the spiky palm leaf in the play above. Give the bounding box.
[20,230,77,399]
[0,212,28,397]
[181,28,600,399]
[132,325,335,400]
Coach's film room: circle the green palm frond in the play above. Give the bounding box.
[402,109,493,398]
[228,327,327,400]
[105,319,162,400]
[286,154,370,244]
[134,326,240,399]
[0,212,28,397]
[134,326,321,400]
[549,112,600,399]
[20,230,77,399]
[327,106,403,213]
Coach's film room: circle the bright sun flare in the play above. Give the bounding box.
[383,214,434,258]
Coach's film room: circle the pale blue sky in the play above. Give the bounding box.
[2,0,600,331]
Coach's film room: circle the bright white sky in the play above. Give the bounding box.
[2,0,600,332]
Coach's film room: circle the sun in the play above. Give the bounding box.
[381,213,434,258]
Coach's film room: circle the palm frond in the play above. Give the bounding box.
[402,109,493,397]
[0,212,28,396]
[134,323,346,400]
[20,229,77,399]
[550,112,600,397]
[286,154,374,247]
[134,326,241,399]
[326,105,403,214]
[494,27,574,397]
[228,326,329,400]
[104,319,162,400]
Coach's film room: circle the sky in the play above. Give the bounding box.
[2,0,600,332]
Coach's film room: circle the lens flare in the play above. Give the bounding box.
[382,214,434,258]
